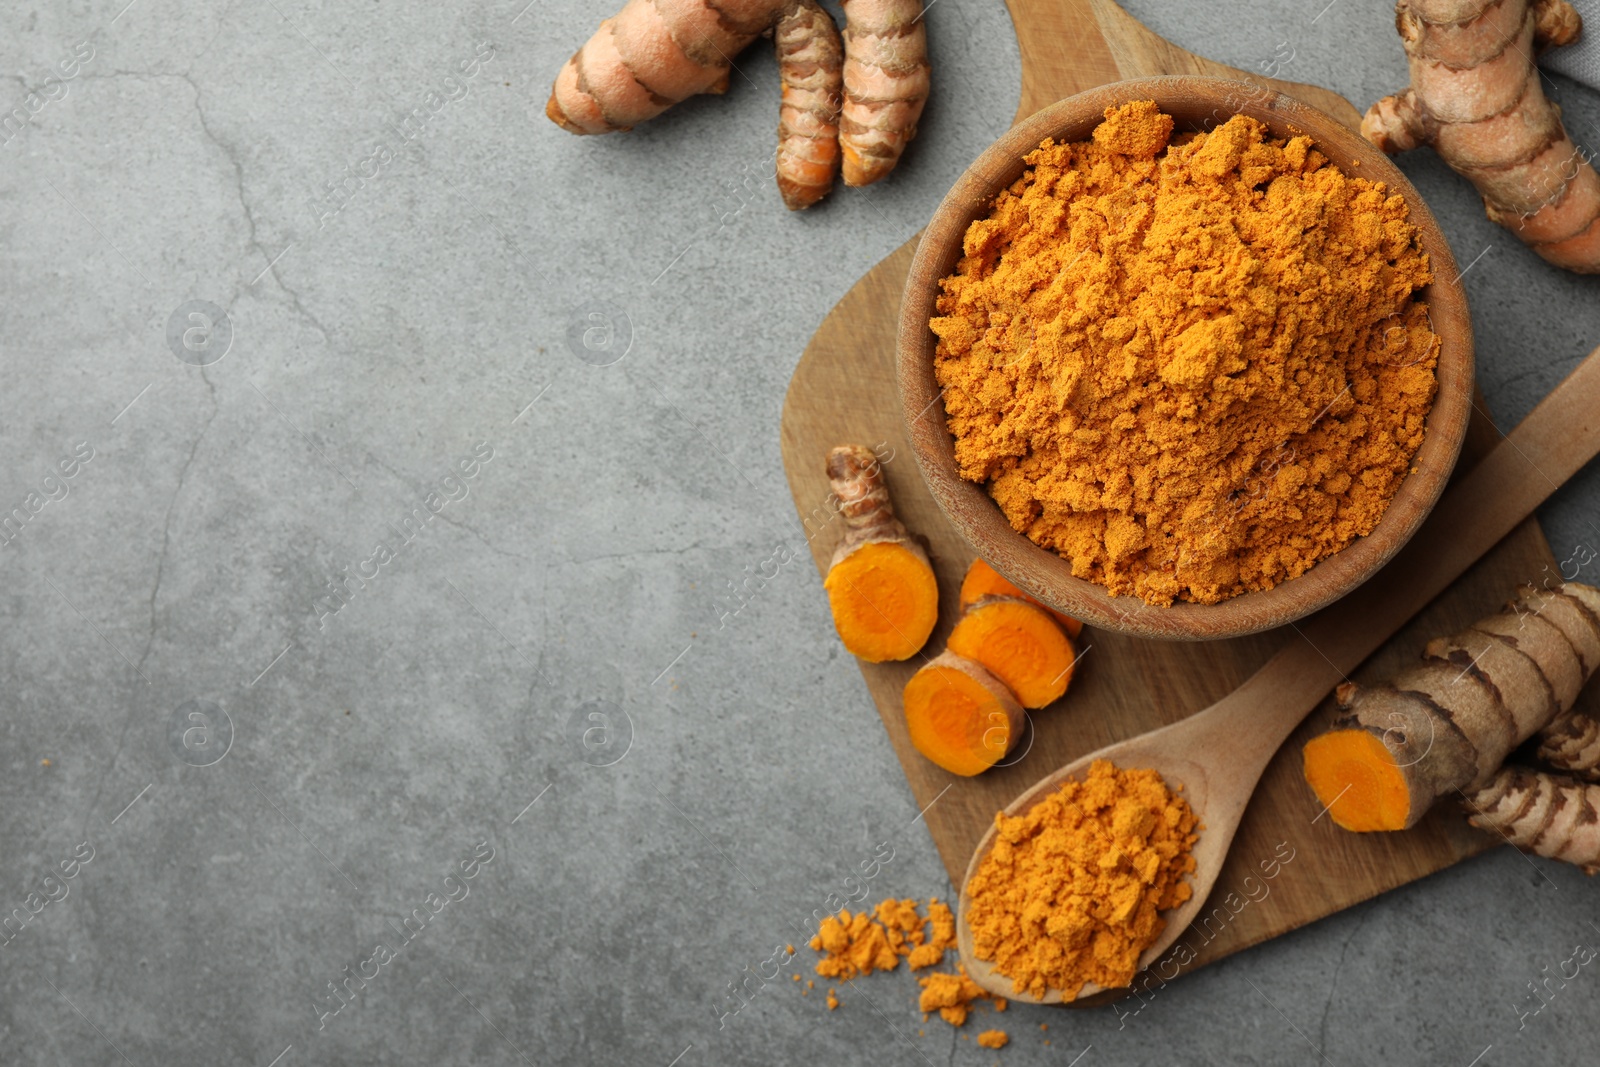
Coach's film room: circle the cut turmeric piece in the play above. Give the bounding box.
[826,542,938,662]
[904,652,1024,776]
[959,558,1083,638]
[823,444,938,662]
[1302,582,1600,833]
[947,597,1076,708]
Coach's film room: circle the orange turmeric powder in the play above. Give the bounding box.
[930,101,1440,605]
[964,759,1198,1000]
[809,897,1011,1027]
[917,967,1004,1025]
[810,897,956,980]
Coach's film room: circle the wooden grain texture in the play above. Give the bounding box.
[778,0,1600,992]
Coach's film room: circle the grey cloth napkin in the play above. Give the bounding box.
[1542,0,1600,93]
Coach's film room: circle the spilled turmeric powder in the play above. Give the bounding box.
[978,1029,1009,1049]
[964,759,1198,1000]
[930,100,1439,605]
[917,968,1004,1025]
[809,897,954,981]
[808,897,1008,1027]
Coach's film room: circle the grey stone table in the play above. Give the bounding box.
[2,1,1598,1064]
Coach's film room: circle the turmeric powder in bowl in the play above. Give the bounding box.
[930,101,1440,606]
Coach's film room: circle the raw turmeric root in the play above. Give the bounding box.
[959,558,1084,638]
[1463,766,1600,873]
[1363,0,1600,273]
[1302,582,1600,831]
[903,652,1025,776]
[1536,709,1600,781]
[947,597,1077,709]
[775,0,844,210]
[547,0,927,196]
[839,0,930,186]
[545,0,782,134]
[823,444,938,662]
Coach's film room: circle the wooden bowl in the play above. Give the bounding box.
[897,76,1474,641]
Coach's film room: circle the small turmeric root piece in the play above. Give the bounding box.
[775,0,843,210]
[1536,709,1600,781]
[546,0,782,134]
[947,597,1077,709]
[1463,766,1600,874]
[823,444,938,662]
[1302,582,1600,831]
[959,558,1084,638]
[903,652,1024,776]
[839,0,930,186]
[1363,0,1600,273]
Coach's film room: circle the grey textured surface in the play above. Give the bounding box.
[1546,0,1600,90]
[2,1,1599,1065]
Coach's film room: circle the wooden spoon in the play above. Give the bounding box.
[959,342,1600,1004]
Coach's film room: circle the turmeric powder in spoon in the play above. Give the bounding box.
[963,759,1197,1000]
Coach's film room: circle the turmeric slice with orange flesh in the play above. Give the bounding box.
[823,445,937,662]
[959,558,1084,638]
[1302,729,1414,831]
[947,597,1076,709]
[903,652,1024,776]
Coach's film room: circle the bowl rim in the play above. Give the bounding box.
[897,75,1475,641]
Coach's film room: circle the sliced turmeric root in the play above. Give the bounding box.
[903,652,1024,776]
[823,444,938,662]
[958,558,1084,638]
[1301,581,1600,833]
[947,597,1076,709]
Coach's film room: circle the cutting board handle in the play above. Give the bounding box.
[1004,0,1365,130]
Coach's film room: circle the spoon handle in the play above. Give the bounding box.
[1229,343,1600,756]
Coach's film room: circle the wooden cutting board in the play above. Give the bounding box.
[780,0,1600,995]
